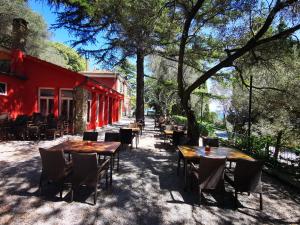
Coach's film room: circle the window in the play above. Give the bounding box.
[87,92,92,122]
[60,89,74,121]
[39,88,54,116]
[0,82,7,95]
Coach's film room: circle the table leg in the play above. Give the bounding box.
[110,156,113,186]
[117,150,120,171]
[184,159,187,191]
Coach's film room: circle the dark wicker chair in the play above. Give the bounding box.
[225,159,264,210]
[172,130,185,147]
[70,153,109,205]
[39,148,72,198]
[104,132,120,142]
[119,128,134,149]
[83,132,98,141]
[202,137,219,147]
[190,157,226,205]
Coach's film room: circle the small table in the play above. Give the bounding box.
[178,145,253,190]
[50,141,121,185]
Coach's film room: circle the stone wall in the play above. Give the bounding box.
[73,87,88,134]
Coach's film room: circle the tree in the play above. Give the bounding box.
[0,0,49,57]
[228,39,300,157]
[165,0,300,145]
[49,42,86,72]
[45,0,177,121]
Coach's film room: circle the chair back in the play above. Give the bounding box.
[196,157,226,190]
[234,159,264,192]
[119,128,133,144]
[172,130,185,146]
[165,125,173,131]
[39,148,66,181]
[203,137,219,147]
[71,153,98,187]
[83,132,98,141]
[104,132,120,142]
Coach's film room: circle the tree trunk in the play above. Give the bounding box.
[136,49,144,121]
[274,130,283,159]
[182,96,199,145]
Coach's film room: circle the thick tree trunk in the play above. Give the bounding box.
[136,49,144,121]
[274,130,283,159]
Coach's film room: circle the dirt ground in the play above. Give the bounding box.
[0,118,299,225]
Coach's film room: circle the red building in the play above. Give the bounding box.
[81,70,131,117]
[0,47,124,132]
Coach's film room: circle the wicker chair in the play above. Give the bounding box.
[202,137,219,147]
[172,130,185,147]
[70,153,109,205]
[190,157,226,205]
[83,132,98,141]
[120,128,134,149]
[104,132,120,142]
[39,148,72,198]
[225,159,264,210]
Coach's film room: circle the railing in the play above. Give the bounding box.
[217,130,300,179]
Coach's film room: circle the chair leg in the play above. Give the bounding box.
[105,172,108,189]
[70,188,74,202]
[39,173,43,196]
[94,186,98,205]
[177,158,181,176]
[234,191,238,208]
[259,193,263,210]
[199,188,202,205]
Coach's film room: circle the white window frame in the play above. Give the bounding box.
[59,88,74,120]
[0,82,7,96]
[38,87,55,116]
[96,94,99,122]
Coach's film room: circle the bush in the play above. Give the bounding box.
[171,115,187,125]
[197,121,216,137]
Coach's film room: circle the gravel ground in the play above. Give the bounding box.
[0,118,299,225]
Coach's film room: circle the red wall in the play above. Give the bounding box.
[92,77,117,90]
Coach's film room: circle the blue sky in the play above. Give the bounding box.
[29,0,69,43]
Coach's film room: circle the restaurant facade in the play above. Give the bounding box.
[0,47,124,132]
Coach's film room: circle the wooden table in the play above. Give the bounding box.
[178,145,253,190]
[50,141,121,185]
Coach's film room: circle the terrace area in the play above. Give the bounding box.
[0,117,299,225]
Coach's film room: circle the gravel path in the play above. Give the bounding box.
[0,118,299,225]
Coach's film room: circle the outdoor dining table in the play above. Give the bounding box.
[177,145,254,190]
[50,140,121,185]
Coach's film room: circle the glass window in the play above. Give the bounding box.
[48,99,54,114]
[40,89,54,97]
[61,90,73,98]
[40,99,47,115]
[0,82,7,95]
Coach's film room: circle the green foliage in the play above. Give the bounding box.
[197,121,216,137]
[171,115,187,125]
[0,0,49,57]
[49,42,86,72]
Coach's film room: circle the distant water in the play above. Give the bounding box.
[215,130,228,140]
